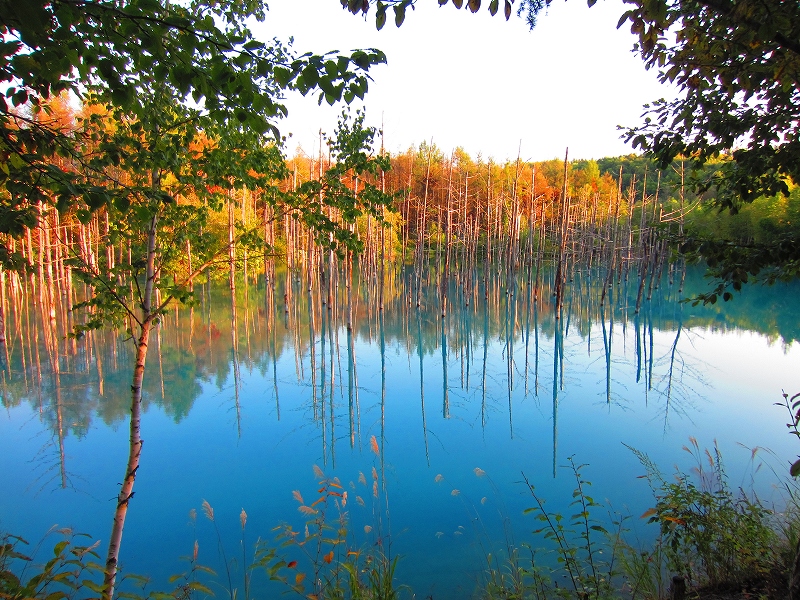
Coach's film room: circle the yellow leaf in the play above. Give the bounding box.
[370,435,379,456]
[323,550,334,564]
[663,516,686,525]
[295,572,306,585]
[640,508,658,519]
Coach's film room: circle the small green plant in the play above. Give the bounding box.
[170,436,401,600]
[628,438,779,590]
[482,544,552,600]
[523,458,625,600]
[190,472,401,600]
[482,457,625,600]
[154,535,216,600]
[0,527,104,600]
[431,468,528,599]
[271,448,403,600]
[778,390,800,477]
[616,526,671,600]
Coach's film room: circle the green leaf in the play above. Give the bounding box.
[301,64,319,87]
[187,581,215,595]
[790,459,800,477]
[194,565,217,576]
[82,579,105,593]
[53,540,69,556]
[273,66,291,87]
[394,5,406,26]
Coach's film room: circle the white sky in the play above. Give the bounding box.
[255,0,676,163]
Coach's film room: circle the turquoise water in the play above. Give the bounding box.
[1,265,799,598]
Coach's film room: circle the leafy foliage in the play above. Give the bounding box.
[679,231,800,305]
[63,104,394,339]
[0,0,387,266]
[271,462,402,599]
[619,0,800,210]
[628,439,779,589]
[0,528,104,600]
[340,0,550,30]
[778,391,800,478]
[293,109,398,256]
[610,0,800,301]
[484,458,626,600]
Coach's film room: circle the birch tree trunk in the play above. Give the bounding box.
[103,207,159,600]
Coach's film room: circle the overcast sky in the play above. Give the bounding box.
[254,0,676,163]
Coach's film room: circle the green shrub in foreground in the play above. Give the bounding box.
[629,439,780,590]
[483,442,789,600]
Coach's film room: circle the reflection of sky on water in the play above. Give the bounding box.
[1,267,799,599]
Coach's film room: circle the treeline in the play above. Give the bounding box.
[682,185,800,243]
[4,98,688,356]
[7,95,798,356]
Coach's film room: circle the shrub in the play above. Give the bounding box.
[628,439,779,590]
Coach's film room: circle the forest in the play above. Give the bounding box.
[8,93,800,356]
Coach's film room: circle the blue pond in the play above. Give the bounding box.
[1,265,799,598]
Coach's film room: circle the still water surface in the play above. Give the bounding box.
[1,265,799,598]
